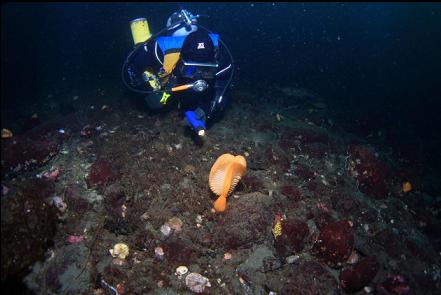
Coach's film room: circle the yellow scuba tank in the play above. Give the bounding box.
[130,18,152,45]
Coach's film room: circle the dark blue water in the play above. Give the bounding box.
[2,2,441,151]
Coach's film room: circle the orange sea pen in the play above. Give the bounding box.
[209,154,247,212]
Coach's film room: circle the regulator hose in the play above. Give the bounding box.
[121,23,234,97]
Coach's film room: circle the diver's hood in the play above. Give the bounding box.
[181,30,216,63]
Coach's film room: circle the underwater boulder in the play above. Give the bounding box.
[274,218,309,256]
[1,135,59,178]
[86,158,120,191]
[347,144,395,199]
[266,260,339,294]
[376,275,411,295]
[240,175,265,193]
[339,256,379,293]
[311,220,355,268]
[65,184,91,213]
[1,192,58,287]
[22,178,55,200]
[281,185,302,201]
[162,236,199,267]
[213,192,273,249]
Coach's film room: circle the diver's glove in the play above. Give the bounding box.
[184,107,206,136]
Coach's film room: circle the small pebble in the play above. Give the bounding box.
[185,273,211,293]
[167,217,183,232]
[52,196,67,212]
[154,247,164,259]
[2,184,9,196]
[160,224,171,237]
[176,266,188,276]
[286,255,300,264]
[364,286,373,293]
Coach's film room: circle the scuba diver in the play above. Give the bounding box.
[122,9,234,137]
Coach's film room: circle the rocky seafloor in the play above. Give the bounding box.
[1,85,440,294]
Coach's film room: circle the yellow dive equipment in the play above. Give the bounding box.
[160,92,171,105]
[130,18,152,45]
[142,71,161,90]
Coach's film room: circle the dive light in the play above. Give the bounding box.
[185,110,206,136]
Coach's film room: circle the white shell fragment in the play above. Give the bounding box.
[167,217,183,232]
[286,255,300,264]
[185,272,211,293]
[52,196,67,213]
[154,246,164,260]
[160,224,171,237]
[109,243,129,259]
[176,266,189,276]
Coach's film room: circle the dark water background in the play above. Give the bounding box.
[2,2,441,164]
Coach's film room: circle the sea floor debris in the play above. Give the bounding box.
[1,86,440,294]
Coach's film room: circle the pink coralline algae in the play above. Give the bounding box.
[376,275,410,295]
[43,167,60,181]
[67,235,85,244]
